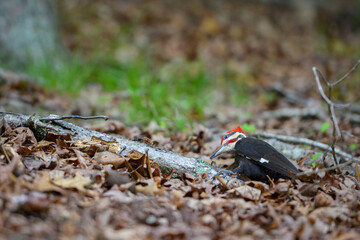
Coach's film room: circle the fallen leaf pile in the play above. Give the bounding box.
[1,120,359,239]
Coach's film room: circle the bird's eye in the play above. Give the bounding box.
[224,135,228,139]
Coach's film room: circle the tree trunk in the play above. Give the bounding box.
[0,0,61,68]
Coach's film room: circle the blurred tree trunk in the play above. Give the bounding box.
[0,0,61,68]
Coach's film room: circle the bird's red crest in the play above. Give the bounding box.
[220,126,245,144]
[226,126,245,134]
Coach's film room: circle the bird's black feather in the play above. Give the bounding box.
[229,156,288,182]
[235,137,299,179]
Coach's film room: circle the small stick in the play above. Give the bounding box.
[40,115,109,122]
[252,132,360,164]
[355,163,360,182]
[0,143,11,163]
[125,160,143,180]
[215,175,230,190]
[330,60,360,87]
[266,175,275,187]
[128,164,143,174]
[145,150,153,178]
[312,61,360,178]
[296,160,353,177]
[313,67,348,138]
[164,169,175,180]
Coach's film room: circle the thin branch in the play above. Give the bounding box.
[0,142,11,163]
[40,115,109,121]
[331,60,360,87]
[312,68,350,109]
[260,108,322,120]
[312,61,359,178]
[330,104,342,141]
[252,132,360,164]
[316,68,331,86]
[214,175,231,190]
[297,160,354,177]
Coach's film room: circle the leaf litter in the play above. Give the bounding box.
[1,121,359,239]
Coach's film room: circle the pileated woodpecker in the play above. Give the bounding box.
[210,126,299,182]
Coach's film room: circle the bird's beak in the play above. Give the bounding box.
[210,144,226,159]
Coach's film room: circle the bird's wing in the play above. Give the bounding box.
[235,137,299,178]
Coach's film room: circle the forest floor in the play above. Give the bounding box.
[1,0,360,239]
[1,82,360,239]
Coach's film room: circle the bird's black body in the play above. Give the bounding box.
[210,126,299,183]
[228,156,285,182]
[230,138,299,182]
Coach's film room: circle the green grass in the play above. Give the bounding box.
[26,56,214,130]
[320,122,331,134]
[241,123,257,133]
[27,57,92,95]
[92,59,212,129]
[349,143,357,151]
[311,152,321,168]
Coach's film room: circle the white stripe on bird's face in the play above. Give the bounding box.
[221,131,246,147]
[210,131,246,159]
[259,158,269,164]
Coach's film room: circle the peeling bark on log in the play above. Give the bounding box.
[1,112,218,179]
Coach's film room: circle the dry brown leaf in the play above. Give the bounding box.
[12,127,37,148]
[75,138,115,155]
[91,120,128,135]
[35,140,55,150]
[314,192,333,208]
[135,180,164,195]
[275,181,290,194]
[309,207,350,222]
[27,171,64,193]
[227,185,261,201]
[52,172,97,196]
[73,149,88,169]
[93,151,126,168]
[33,150,52,163]
[127,150,144,159]
[0,146,22,183]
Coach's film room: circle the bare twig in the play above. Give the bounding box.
[331,60,360,87]
[297,160,354,177]
[313,68,350,109]
[312,60,360,178]
[145,150,153,178]
[0,142,11,163]
[260,108,323,120]
[313,67,348,138]
[252,132,360,164]
[40,115,109,121]
[214,175,230,190]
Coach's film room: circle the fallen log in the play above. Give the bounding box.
[1,112,218,179]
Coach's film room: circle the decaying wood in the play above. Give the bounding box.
[1,112,218,179]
